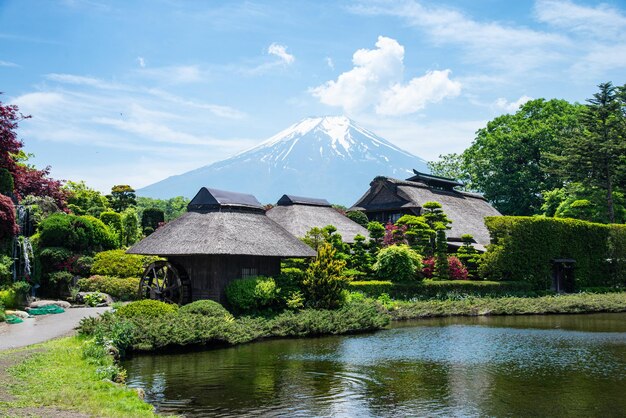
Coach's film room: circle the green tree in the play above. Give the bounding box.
[373,244,422,282]
[303,243,348,309]
[395,214,433,254]
[121,208,140,246]
[427,153,471,189]
[100,211,123,246]
[107,185,136,212]
[64,180,110,217]
[542,183,626,223]
[347,234,373,274]
[554,82,626,223]
[367,221,385,251]
[434,225,449,280]
[141,207,165,233]
[462,99,583,215]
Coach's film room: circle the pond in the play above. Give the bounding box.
[123,313,626,417]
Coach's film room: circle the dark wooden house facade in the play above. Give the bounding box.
[127,187,316,303]
[350,171,501,247]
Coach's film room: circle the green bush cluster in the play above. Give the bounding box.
[79,300,389,353]
[76,275,141,301]
[349,279,534,300]
[115,299,178,318]
[225,276,280,313]
[373,245,422,282]
[0,281,31,308]
[38,213,117,252]
[481,216,626,289]
[90,249,152,278]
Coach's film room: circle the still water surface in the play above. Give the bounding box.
[124,313,626,417]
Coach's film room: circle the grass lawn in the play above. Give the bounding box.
[0,337,161,418]
[384,292,626,320]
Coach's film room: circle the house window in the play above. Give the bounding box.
[241,267,258,278]
[389,213,403,223]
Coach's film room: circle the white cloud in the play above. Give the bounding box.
[0,60,19,67]
[325,57,334,70]
[137,56,146,68]
[535,0,626,39]
[351,1,568,73]
[494,95,533,113]
[377,70,461,115]
[267,43,295,65]
[311,36,460,116]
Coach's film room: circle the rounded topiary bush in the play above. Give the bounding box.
[179,299,232,319]
[116,299,178,318]
[373,245,423,282]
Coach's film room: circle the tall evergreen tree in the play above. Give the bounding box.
[557,82,626,223]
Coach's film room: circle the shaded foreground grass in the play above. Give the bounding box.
[385,292,626,320]
[0,337,160,418]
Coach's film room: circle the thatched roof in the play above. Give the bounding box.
[128,188,316,257]
[277,195,331,207]
[267,194,369,244]
[351,176,501,245]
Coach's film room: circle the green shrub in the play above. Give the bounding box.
[116,299,178,318]
[84,292,105,307]
[226,276,279,313]
[48,270,74,286]
[373,245,422,282]
[0,304,5,322]
[74,255,94,277]
[303,243,349,309]
[0,288,17,309]
[91,249,151,278]
[179,299,232,318]
[38,213,116,252]
[346,210,369,227]
[0,254,13,286]
[77,275,141,301]
[481,216,626,289]
[99,211,123,235]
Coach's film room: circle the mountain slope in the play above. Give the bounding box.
[138,116,429,205]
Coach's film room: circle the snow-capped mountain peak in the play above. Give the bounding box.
[138,116,429,205]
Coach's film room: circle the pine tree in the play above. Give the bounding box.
[558,82,626,223]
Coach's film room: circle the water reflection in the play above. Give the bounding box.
[124,313,626,417]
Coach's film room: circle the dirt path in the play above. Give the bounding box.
[0,307,109,351]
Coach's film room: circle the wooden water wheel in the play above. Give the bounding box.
[139,261,191,305]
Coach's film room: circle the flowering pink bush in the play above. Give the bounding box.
[448,256,469,280]
[422,256,468,280]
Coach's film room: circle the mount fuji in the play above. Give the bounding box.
[137,116,429,205]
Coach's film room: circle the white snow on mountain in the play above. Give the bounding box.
[138,116,429,205]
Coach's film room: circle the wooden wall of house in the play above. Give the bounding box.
[169,255,282,303]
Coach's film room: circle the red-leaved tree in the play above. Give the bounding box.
[0,95,68,209]
[0,193,18,240]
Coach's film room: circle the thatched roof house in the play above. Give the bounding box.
[350,171,501,247]
[267,194,369,244]
[128,187,315,302]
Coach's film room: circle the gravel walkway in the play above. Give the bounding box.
[0,307,109,351]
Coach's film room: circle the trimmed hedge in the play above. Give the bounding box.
[76,275,141,301]
[481,216,626,289]
[350,279,534,299]
[116,299,178,318]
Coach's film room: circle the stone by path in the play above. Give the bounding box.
[0,307,109,351]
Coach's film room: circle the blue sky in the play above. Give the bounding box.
[1,0,626,192]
